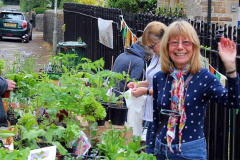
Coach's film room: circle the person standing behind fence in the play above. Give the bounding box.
[149,20,240,160]
[127,21,167,153]
[112,37,152,94]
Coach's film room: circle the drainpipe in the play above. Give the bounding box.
[53,0,58,55]
[207,0,211,24]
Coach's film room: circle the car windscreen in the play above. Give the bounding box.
[0,13,24,20]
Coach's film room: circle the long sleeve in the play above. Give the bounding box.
[147,74,160,153]
[0,76,8,127]
[202,71,240,108]
[0,76,8,96]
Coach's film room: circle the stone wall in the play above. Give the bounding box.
[35,14,44,32]
[158,0,238,27]
[43,10,64,45]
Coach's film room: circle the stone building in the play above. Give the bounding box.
[158,0,239,27]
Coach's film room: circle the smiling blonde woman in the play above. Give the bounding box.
[149,20,239,160]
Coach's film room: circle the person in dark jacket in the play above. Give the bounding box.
[0,78,16,127]
[112,37,152,92]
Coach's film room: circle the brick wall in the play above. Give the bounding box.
[158,0,238,27]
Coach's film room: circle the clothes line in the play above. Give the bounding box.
[120,15,138,48]
[209,64,227,87]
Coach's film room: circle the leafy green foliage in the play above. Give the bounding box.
[17,112,37,127]
[97,122,156,160]
[0,147,30,160]
[106,0,157,13]
[34,7,48,14]
[155,3,186,18]
[0,0,5,7]
[1,57,133,158]
[0,59,4,76]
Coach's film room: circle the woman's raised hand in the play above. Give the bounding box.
[218,36,237,76]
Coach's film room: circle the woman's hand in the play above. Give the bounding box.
[218,36,237,77]
[131,87,147,97]
[6,79,16,91]
[127,82,139,89]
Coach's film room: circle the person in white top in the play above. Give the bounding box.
[127,21,167,153]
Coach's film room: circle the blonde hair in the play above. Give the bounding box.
[160,20,202,75]
[142,21,168,47]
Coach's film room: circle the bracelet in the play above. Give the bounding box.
[227,69,236,75]
[146,87,150,95]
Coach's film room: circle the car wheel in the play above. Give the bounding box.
[25,36,29,43]
[29,31,32,40]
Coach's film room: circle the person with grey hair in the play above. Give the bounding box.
[112,37,153,93]
[127,21,167,153]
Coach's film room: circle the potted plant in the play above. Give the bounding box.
[44,53,79,81]
[97,122,156,160]
[105,71,130,126]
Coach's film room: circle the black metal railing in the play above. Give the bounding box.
[63,3,240,159]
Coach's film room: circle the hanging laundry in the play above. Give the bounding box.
[98,18,113,49]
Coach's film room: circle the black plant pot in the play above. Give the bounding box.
[108,104,128,125]
[9,119,18,125]
[81,147,99,159]
[56,152,78,160]
[97,119,105,126]
[13,86,18,93]
[7,113,18,125]
[101,102,109,121]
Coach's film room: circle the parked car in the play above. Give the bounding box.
[0,10,33,43]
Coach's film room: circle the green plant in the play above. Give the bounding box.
[4,73,40,105]
[0,0,5,7]
[73,0,105,6]
[0,146,30,160]
[46,53,79,73]
[106,0,156,13]
[77,37,82,43]
[34,7,48,14]
[155,3,186,18]
[97,122,156,160]
[0,59,4,76]
[62,24,66,32]
[0,48,38,74]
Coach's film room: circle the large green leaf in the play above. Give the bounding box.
[23,129,46,141]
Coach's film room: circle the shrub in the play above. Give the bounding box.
[106,0,157,13]
[35,7,48,14]
[72,0,105,6]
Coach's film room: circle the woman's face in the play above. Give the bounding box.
[148,39,161,55]
[168,36,193,69]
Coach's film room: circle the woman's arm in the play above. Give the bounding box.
[147,74,160,154]
[218,36,237,78]
[131,87,153,97]
[127,81,149,89]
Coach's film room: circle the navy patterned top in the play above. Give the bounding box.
[148,68,240,153]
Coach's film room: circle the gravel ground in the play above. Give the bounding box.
[0,5,53,72]
[0,29,53,72]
